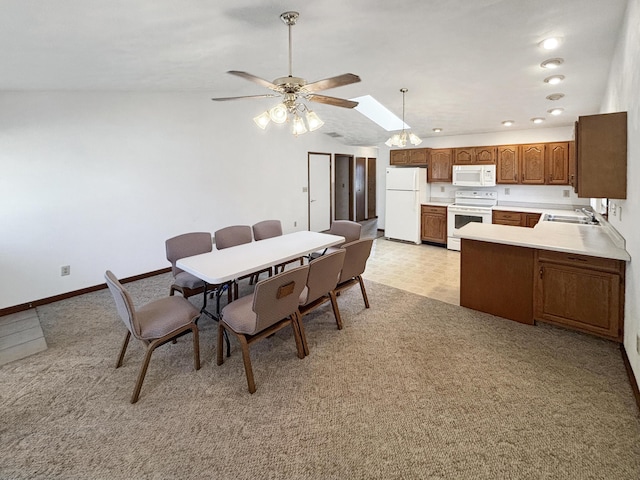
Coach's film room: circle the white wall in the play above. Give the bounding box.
[600,0,640,384]
[0,92,376,309]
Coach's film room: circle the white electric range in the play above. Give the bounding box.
[447,190,497,251]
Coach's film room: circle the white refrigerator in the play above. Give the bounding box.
[385,167,429,244]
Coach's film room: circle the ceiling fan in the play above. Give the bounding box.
[212,11,361,133]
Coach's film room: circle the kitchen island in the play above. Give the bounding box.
[457,213,630,341]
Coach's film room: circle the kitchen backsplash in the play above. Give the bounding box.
[429,184,590,208]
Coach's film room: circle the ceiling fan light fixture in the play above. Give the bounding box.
[305,110,324,131]
[269,103,288,124]
[253,111,271,129]
[292,114,308,136]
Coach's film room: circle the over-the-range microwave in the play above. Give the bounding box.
[452,164,496,187]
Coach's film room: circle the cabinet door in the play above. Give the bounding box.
[428,149,453,182]
[408,148,429,166]
[546,142,570,185]
[453,148,474,164]
[474,146,497,164]
[535,261,622,341]
[521,144,546,184]
[576,112,627,199]
[524,213,541,228]
[496,146,519,184]
[390,150,408,165]
[421,206,447,244]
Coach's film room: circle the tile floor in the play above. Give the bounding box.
[365,237,461,306]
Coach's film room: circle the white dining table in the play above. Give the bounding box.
[177,230,344,357]
[177,230,345,286]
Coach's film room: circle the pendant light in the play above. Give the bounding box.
[385,88,422,147]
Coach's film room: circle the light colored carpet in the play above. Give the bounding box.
[1,273,639,479]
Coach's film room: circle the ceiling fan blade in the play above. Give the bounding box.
[308,94,359,109]
[211,94,280,101]
[227,71,280,91]
[302,73,361,93]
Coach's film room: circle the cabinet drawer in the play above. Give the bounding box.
[421,205,447,216]
[492,210,522,226]
[537,250,624,274]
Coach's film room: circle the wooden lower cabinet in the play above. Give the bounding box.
[534,250,624,342]
[460,240,625,342]
[492,210,541,228]
[421,205,447,244]
[460,239,534,324]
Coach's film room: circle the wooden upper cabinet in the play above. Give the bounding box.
[521,144,546,184]
[453,146,496,165]
[496,146,519,184]
[474,146,497,164]
[546,142,570,185]
[390,150,409,165]
[408,148,429,166]
[453,147,474,164]
[428,149,453,182]
[390,148,428,166]
[576,112,627,199]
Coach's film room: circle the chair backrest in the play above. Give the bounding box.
[215,225,253,250]
[104,270,140,338]
[328,220,362,245]
[338,238,374,284]
[252,220,283,241]
[300,250,346,306]
[165,232,213,276]
[252,265,309,333]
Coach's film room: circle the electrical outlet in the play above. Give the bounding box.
[294,221,297,227]
[440,186,445,193]
[504,188,510,195]
[61,265,70,276]
[563,189,570,198]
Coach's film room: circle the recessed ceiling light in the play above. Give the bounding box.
[432,128,442,133]
[502,120,514,127]
[546,93,565,101]
[531,117,546,124]
[544,75,565,85]
[540,37,561,50]
[540,58,564,69]
[548,108,564,116]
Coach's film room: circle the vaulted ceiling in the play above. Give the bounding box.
[0,0,629,145]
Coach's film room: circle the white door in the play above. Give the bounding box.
[308,153,331,232]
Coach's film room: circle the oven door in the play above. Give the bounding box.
[447,206,492,251]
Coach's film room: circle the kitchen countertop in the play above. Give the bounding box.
[422,200,453,207]
[456,216,631,261]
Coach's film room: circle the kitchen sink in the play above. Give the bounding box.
[543,214,599,225]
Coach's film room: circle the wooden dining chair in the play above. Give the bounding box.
[333,238,374,310]
[104,270,201,403]
[310,220,362,259]
[252,220,305,274]
[297,250,346,355]
[218,265,309,393]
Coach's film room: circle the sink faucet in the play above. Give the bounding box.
[580,207,597,223]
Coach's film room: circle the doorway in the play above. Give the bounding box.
[334,154,353,221]
[308,152,332,232]
[367,157,377,219]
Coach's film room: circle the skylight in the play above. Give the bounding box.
[351,95,409,131]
